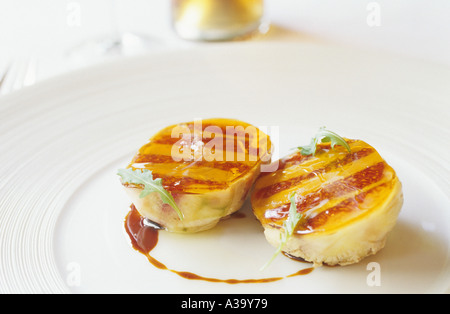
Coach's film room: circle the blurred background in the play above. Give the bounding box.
[1,0,450,95]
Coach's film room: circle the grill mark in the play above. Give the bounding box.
[151,135,253,146]
[150,121,270,153]
[147,136,268,160]
[132,154,253,173]
[126,119,270,194]
[264,162,386,220]
[124,174,229,193]
[279,153,313,168]
[258,154,314,178]
[258,141,357,178]
[297,181,391,232]
[152,120,265,144]
[150,135,264,157]
[182,121,257,134]
[153,174,229,192]
[255,147,375,199]
[296,161,385,210]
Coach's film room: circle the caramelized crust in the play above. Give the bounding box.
[127,118,271,194]
[122,118,272,233]
[251,140,400,235]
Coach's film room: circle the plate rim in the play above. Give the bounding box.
[1,41,449,294]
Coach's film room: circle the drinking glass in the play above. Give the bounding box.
[65,0,160,66]
[171,0,269,41]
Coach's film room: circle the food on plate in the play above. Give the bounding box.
[118,118,272,233]
[252,128,403,268]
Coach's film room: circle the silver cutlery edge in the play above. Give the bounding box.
[0,58,37,96]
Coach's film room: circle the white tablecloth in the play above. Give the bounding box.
[1,0,450,90]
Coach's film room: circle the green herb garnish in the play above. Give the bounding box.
[117,168,184,220]
[298,127,351,156]
[261,193,302,271]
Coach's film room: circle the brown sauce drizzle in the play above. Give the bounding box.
[124,205,314,284]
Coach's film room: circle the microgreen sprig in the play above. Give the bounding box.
[261,193,302,271]
[298,127,351,156]
[117,168,184,220]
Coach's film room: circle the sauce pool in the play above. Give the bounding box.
[124,205,314,284]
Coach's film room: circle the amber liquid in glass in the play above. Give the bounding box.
[172,0,266,41]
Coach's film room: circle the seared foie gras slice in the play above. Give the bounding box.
[251,139,403,266]
[122,118,271,233]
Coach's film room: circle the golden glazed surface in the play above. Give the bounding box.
[251,140,400,235]
[122,118,271,233]
[127,118,271,194]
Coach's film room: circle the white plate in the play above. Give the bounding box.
[0,42,449,294]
